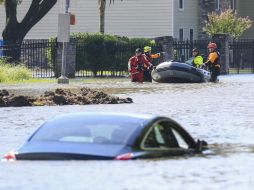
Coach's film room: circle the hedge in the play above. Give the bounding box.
[47,33,161,76]
[73,33,161,75]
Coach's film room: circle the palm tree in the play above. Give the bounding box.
[98,0,106,34]
[99,0,122,34]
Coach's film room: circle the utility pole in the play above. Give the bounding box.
[57,0,70,84]
[65,0,70,13]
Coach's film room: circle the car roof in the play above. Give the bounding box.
[53,112,156,120]
[46,112,158,127]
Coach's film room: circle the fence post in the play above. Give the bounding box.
[56,42,76,78]
[0,39,4,57]
[154,36,174,61]
[212,34,230,74]
[252,40,254,74]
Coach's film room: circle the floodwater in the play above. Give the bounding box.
[0,75,254,190]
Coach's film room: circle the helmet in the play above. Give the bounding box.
[207,43,217,49]
[192,48,199,53]
[144,46,152,53]
[135,48,142,53]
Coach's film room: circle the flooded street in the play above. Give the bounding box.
[0,75,254,190]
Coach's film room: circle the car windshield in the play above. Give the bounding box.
[30,117,141,145]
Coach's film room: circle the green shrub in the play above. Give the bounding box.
[0,58,32,83]
[46,38,57,69]
[71,33,158,76]
[204,9,253,38]
[47,33,160,76]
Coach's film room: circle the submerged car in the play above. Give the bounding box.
[3,112,207,161]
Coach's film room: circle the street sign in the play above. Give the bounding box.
[57,13,70,42]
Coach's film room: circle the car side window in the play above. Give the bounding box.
[171,128,189,149]
[142,122,179,149]
[143,127,160,148]
[142,120,191,150]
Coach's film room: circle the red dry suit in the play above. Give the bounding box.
[128,54,152,82]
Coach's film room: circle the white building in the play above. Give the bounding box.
[0,0,199,40]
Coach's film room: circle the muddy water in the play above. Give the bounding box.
[0,75,254,190]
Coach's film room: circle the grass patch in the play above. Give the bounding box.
[75,70,128,77]
[72,77,129,83]
[2,78,57,84]
[229,68,254,74]
[0,58,33,83]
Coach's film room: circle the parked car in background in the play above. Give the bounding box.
[3,112,208,161]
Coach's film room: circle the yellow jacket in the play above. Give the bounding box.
[193,55,203,68]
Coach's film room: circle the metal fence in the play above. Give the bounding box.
[229,39,254,73]
[172,39,254,74]
[172,39,210,62]
[0,39,4,57]
[1,38,254,78]
[75,42,163,77]
[0,39,57,78]
[75,42,132,78]
[21,39,57,77]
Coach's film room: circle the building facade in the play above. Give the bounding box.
[0,0,198,39]
[0,0,253,40]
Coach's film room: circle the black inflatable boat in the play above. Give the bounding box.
[151,61,211,83]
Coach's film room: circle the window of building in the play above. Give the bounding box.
[190,29,193,41]
[179,29,184,40]
[231,0,236,10]
[179,0,184,10]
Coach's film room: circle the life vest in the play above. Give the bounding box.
[207,51,220,68]
[193,55,203,68]
[144,53,160,63]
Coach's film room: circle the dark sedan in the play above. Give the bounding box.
[3,112,207,161]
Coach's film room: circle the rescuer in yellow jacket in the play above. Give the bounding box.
[143,46,161,82]
[192,48,204,68]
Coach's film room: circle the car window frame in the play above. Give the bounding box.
[140,119,193,151]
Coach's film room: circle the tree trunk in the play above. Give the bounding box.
[99,0,106,34]
[2,0,57,62]
[2,0,22,62]
[2,23,24,62]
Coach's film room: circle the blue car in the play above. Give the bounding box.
[4,112,207,161]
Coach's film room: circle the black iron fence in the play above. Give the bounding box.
[172,39,254,74]
[0,39,57,78]
[0,38,254,78]
[172,39,210,62]
[75,42,162,77]
[21,39,57,77]
[75,42,132,77]
[229,39,254,74]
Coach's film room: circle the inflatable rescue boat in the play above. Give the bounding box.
[151,61,211,83]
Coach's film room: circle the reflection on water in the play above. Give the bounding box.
[0,75,254,190]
